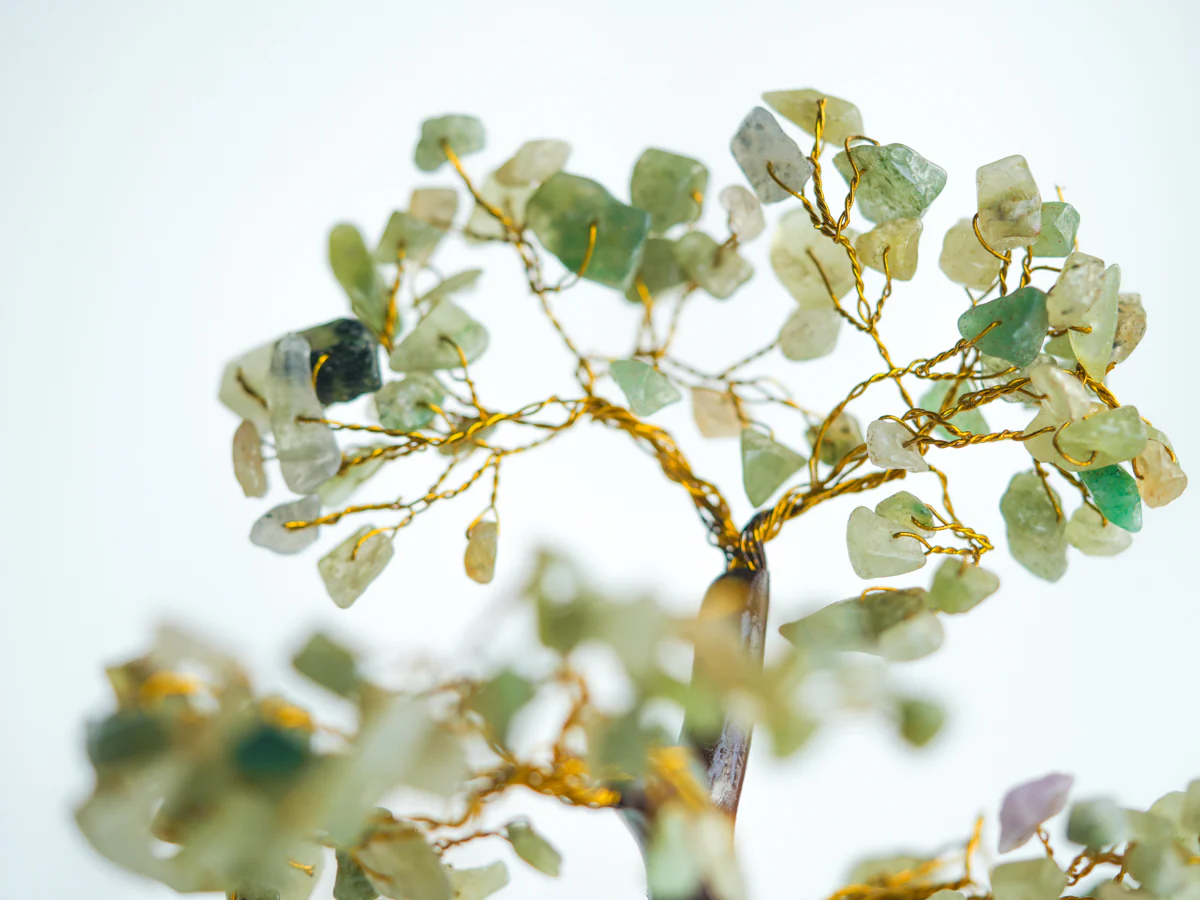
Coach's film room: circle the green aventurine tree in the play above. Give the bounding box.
[76,91,1194,900]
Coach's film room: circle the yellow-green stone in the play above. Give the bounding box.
[630,148,708,233]
[375,210,445,266]
[1078,465,1142,533]
[673,231,752,300]
[414,114,485,172]
[939,218,1001,291]
[957,286,1049,367]
[846,506,927,579]
[832,143,947,223]
[1001,471,1068,582]
[897,697,945,747]
[318,525,394,609]
[771,208,858,306]
[625,237,685,302]
[1065,505,1132,557]
[990,858,1068,900]
[1031,201,1079,257]
[293,633,360,697]
[779,305,841,360]
[928,558,1000,614]
[741,428,805,506]
[874,491,935,532]
[1046,251,1104,329]
[506,821,562,877]
[329,223,389,338]
[610,359,681,416]
[762,88,863,146]
[1067,799,1127,848]
[855,218,922,280]
[1059,405,1147,463]
[526,173,650,290]
[375,373,445,432]
[919,379,987,439]
[1112,293,1146,365]
[807,412,862,465]
[976,154,1041,252]
[1071,264,1120,381]
[388,301,487,372]
[409,187,458,229]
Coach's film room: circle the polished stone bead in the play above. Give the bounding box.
[957,286,1049,367]
[875,491,935,533]
[692,388,742,438]
[1111,293,1146,365]
[409,187,458,229]
[939,218,1002,291]
[762,88,863,146]
[526,173,651,289]
[741,428,805,506]
[719,185,765,241]
[329,223,390,338]
[250,495,321,555]
[630,148,708,233]
[879,611,943,661]
[507,821,562,877]
[625,237,686,302]
[1065,505,1132,556]
[267,335,341,494]
[846,506,927,579]
[464,174,534,242]
[1067,799,1127,848]
[375,373,445,432]
[771,208,858,305]
[866,418,929,473]
[674,231,752,300]
[1136,434,1188,508]
[301,318,383,405]
[318,525,394,609]
[919,379,987,439]
[779,305,841,360]
[991,859,1068,900]
[1078,465,1142,533]
[611,359,681,416]
[855,218,922,280]
[232,419,268,498]
[1059,405,1147,464]
[464,521,499,585]
[832,143,947,223]
[495,139,571,186]
[897,697,945,747]
[1001,471,1068,581]
[977,155,1042,252]
[730,106,815,204]
[928,558,1000,614]
[375,210,445,267]
[807,412,862,466]
[1031,201,1079,257]
[389,301,488,372]
[1000,773,1074,852]
[414,114,485,172]
[1046,252,1103,329]
[1027,361,1098,422]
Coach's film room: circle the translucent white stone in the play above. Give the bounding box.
[730,107,815,204]
[762,88,863,146]
[866,418,929,473]
[1137,437,1188,508]
[218,343,274,432]
[846,506,927,578]
[878,612,943,662]
[250,495,321,555]
[266,335,341,494]
[855,218,922,281]
[718,185,765,242]
[1046,251,1103,329]
[1026,361,1100,421]
[779,305,841,360]
[464,521,498,584]
[770,208,858,306]
[318,525,394,609]
[232,419,268,498]
[939,218,1001,292]
[1070,264,1120,381]
[977,154,1042,252]
[691,388,742,438]
[495,139,571,186]
[1065,505,1133,556]
[409,187,458,229]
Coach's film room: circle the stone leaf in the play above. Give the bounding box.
[957,286,1049,367]
[1027,361,1099,422]
[292,633,361,697]
[928,558,999,614]
[267,334,342,494]
[1065,505,1132,556]
[1059,405,1147,464]
[692,388,742,438]
[468,670,535,745]
[219,342,275,432]
[779,305,841,361]
[335,851,379,900]
[389,301,488,373]
[1111,292,1146,365]
[939,218,1001,292]
[977,154,1042,252]
[897,697,945,747]
[357,824,451,900]
[845,506,927,579]
[506,820,562,877]
[1022,406,1119,474]
[1070,263,1121,382]
[1000,471,1067,582]
[1078,465,1143,533]
[464,174,535,242]
[855,218,921,280]
[1046,251,1103,329]
[375,211,446,267]
[770,208,858,306]
[1031,201,1079,257]
[1136,434,1188,508]
[625,237,686,303]
[495,139,571,186]
[832,143,947,223]
[318,445,389,507]
[807,412,862,465]
[878,611,943,662]
[526,172,651,290]
[741,428,805,506]
[865,418,929,473]
[611,359,681,416]
[990,858,1068,900]
[250,495,321,555]
[999,772,1075,852]
[730,106,814,204]
[874,491,935,534]
[464,521,498,585]
[1067,799,1128,848]
[718,185,765,241]
[318,525,395,609]
[762,88,863,146]
[408,187,459,230]
[375,374,445,432]
[447,862,509,900]
[414,114,485,172]
[674,231,753,300]
[330,223,391,339]
[232,419,268,498]
[630,147,708,233]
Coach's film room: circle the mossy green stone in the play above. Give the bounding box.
[329,223,390,338]
[610,359,681,416]
[334,850,379,900]
[86,711,168,767]
[741,428,805,506]
[388,301,487,372]
[1031,201,1080,257]
[928,558,1000,614]
[673,230,753,300]
[1078,465,1143,533]
[414,114,485,172]
[957,286,1049,367]
[375,373,445,432]
[875,491,935,531]
[526,173,650,290]
[1001,471,1068,582]
[919,379,987,439]
[832,143,947,223]
[1059,406,1148,463]
[625,237,686,302]
[630,148,708,233]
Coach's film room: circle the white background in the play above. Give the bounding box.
[2,1,1197,898]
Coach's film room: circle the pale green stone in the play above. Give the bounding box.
[1023,406,1119,473]
[874,491,935,533]
[416,269,483,306]
[625,237,686,302]
[855,218,922,280]
[1071,263,1120,381]
[1137,436,1188,508]
[719,185,765,241]
[495,139,571,186]
[330,223,390,338]
[762,88,863,146]
[232,419,268,498]
[250,495,320,555]
[939,218,1002,291]
[977,154,1042,252]
[526,172,651,289]
[630,148,708,233]
[1111,293,1146,365]
[846,506,927,579]
[506,821,562,877]
[1031,201,1079,257]
[464,521,498,584]
[779,599,870,654]
[731,106,815,204]
[866,417,929,473]
[807,412,862,465]
[1078,465,1142,533]
[897,697,945,747]
[388,301,487,372]
[1059,406,1148,463]
[447,862,508,900]
[375,374,445,432]
[779,305,841,360]
[674,231,753,300]
[318,444,389,507]
[692,387,741,438]
[375,211,445,266]
[334,850,377,900]
[1042,333,1076,364]
[1001,471,1068,582]
[293,633,360,697]
[357,824,450,900]
[1065,504,1132,556]
[741,428,805,506]
[957,286,1049,367]
[990,858,1068,900]
[879,611,943,661]
[610,359,681,416]
[919,379,987,439]
[409,187,459,229]
[770,208,858,306]
[267,335,341,494]
[1067,798,1127,847]
[928,558,1000,614]
[1027,361,1099,421]
[979,353,1050,406]
[846,855,934,886]
[318,525,394,609]
[832,143,947,223]
[414,114,484,172]
[468,670,535,745]
[1046,251,1104,329]
[464,174,535,242]
[1125,841,1190,897]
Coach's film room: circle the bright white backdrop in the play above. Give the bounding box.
[2,1,1197,898]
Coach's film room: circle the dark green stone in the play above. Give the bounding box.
[629,147,708,233]
[233,724,310,783]
[1078,465,1143,533]
[624,237,686,302]
[334,850,379,900]
[957,286,1049,367]
[299,318,382,405]
[86,711,168,767]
